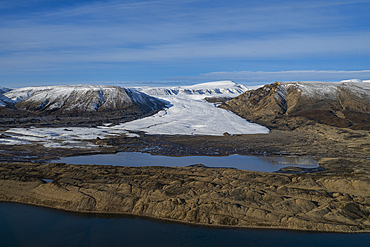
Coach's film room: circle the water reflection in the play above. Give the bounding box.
[265,156,319,166]
[52,152,319,172]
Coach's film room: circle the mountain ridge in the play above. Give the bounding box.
[0,85,166,128]
[137,80,248,96]
[4,85,165,114]
[220,81,370,130]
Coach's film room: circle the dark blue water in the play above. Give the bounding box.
[52,152,319,172]
[0,202,368,247]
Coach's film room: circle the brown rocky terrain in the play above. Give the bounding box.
[220,81,370,130]
[1,122,370,232]
[1,157,370,233]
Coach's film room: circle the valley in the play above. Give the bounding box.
[1,80,370,232]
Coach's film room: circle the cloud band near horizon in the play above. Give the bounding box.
[166,70,370,84]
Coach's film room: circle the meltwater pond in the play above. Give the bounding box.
[52,152,319,172]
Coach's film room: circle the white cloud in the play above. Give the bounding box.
[1,0,367,55]
[0,0,369,82]
[1,31,370,71]
[167,70,370,83]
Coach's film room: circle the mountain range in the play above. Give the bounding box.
[1,80,370,131]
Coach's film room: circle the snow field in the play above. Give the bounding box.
[112,81,269,135]
[114,93,269,135]
[3,127,138,149]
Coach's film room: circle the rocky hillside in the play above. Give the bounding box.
[0,87,13,108]
[220,81,370,130]
[4,85,165,114]
[0,85,166,128]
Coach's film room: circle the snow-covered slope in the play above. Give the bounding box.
[139,80,248,96]
[112,81,269,135]
[221,80,370,130]
[279,81,370,115]
[282,81,370,99]
[4,85,165,113]
[0,87,13,107]
[0,87,11,94]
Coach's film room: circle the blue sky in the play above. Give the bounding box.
[0,0,370,88]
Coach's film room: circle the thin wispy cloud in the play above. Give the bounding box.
[167,70,370,84]
[0,0,369,86]
[1,31,369,69]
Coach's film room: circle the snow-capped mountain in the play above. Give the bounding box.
[4,85,165,114]
[221,80,370,130]
[138,81,248,96]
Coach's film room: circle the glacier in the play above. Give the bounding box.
[113,81,270,135]
[0,81,270,148]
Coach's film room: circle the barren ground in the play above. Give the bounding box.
[1,121,370,232]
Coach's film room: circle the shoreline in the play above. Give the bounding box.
[1,160,370,233]
[2,201,370,234]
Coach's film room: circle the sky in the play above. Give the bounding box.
[0,0,370,88]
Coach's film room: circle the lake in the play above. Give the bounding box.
[52,152,320,172]
[0,202,368,247]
